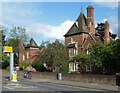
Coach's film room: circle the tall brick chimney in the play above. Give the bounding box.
[19,40,25,66]
[55,39,59,44]
[86,6,95,34]
[104,21,110,43]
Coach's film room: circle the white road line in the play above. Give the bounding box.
[3,86,14,90]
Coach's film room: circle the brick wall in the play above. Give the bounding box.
[3,70,116,85]
[16,71,116,85]
[25,48,39,64]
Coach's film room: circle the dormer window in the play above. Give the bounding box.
[76,21,78,27]
[71,37,75,43]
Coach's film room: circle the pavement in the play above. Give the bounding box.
[2,76,119,93]
[24,77,119,92]
[1,70,120,92]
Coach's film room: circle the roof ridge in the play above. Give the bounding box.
[89,33,96,42]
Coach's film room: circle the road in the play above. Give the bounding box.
[1,72,117,93]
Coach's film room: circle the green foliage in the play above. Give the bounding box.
[70,53,90,70]
[95,23,105,37]
[19,67,23,70]
[95,23,116,39]
[6,26,29,65]
[31,61,46,72]
[21,61,28,70]
[6,66,10,70]
[8,26,29,44]
[59,67,69,73]
[2,30,9,69]
[71,53,90,63]
[37,42,69,72]
[2,53,9,69]
[88,42,106,67]
[70,39,120,74]
[88,39,120,74]
[1,29,10,69]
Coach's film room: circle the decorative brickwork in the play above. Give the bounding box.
[19,38,45,66]
[104,21,110,43]
[64,6,111,73]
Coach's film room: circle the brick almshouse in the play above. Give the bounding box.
[19,38,45,66]
[64,6,111,73]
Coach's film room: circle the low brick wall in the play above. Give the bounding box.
[62,73,116,85]
[2,70,116,85]
[26,71,116,85]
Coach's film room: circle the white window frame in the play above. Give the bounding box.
[74,48,77,55]
[27,52,29,58]
[86,65,92,72]
[69,48,74,57]
[23,55,25,61]
[69,62,74,71]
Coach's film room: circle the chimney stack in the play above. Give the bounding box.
[19,40,25,66]
[86,6,94,25]
[104,21,110,43]
[55,39,59,44]
[86,6,95,34]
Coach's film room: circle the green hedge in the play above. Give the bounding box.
[6,66,10,70]
[19,67,23,70]
[59,67,69,73]
[31,61,46,72]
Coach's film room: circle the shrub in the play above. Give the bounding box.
[6,66,10,70]
[19,67,23,70]
[31,61,46,72]
[21,61,28,70]
[59,67,69,73]
[2,61,9,69]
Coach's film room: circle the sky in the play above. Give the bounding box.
[0,1,119,46]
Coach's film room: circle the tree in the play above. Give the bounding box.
[95,23,117,39]
[31,61,46,72]
[95,23,105,37]
[88,42,108,67]
[0,27,10,69]
[36,42,69,72]
[70,53,90,70]
[88,40,120,74]
[107,39,120,73]
[8,26,29,44]
[6,26,29,65]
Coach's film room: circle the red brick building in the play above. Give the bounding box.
[19,38,45,66]
[64,6,110,73]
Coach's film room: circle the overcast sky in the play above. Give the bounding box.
[0,1,119,45]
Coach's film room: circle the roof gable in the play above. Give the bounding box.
[25,38,39,48]
[64,11,88,37]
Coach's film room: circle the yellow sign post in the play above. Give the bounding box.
[3,46,17,82]
[3,46,13,53]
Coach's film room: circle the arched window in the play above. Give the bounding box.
[23,55,25,61]
[86,43,91,55]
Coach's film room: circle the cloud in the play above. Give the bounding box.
[27,20,74,40]
[93,1,118,9]
[108,15,118,35]
[96,15,118,35]
[1,2,42,27]
[103,18,108,22]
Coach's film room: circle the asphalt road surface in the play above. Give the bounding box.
[1,73,118,93]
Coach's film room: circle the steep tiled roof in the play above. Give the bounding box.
[92,34,103,42]
[64,11,88,37]
[25,38,39,48]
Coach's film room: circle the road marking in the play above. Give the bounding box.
[3,86,14,90]
[46,83,102,91]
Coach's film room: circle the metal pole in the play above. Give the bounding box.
[10,53,14,81]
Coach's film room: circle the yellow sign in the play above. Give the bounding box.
[3,46,13,53]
